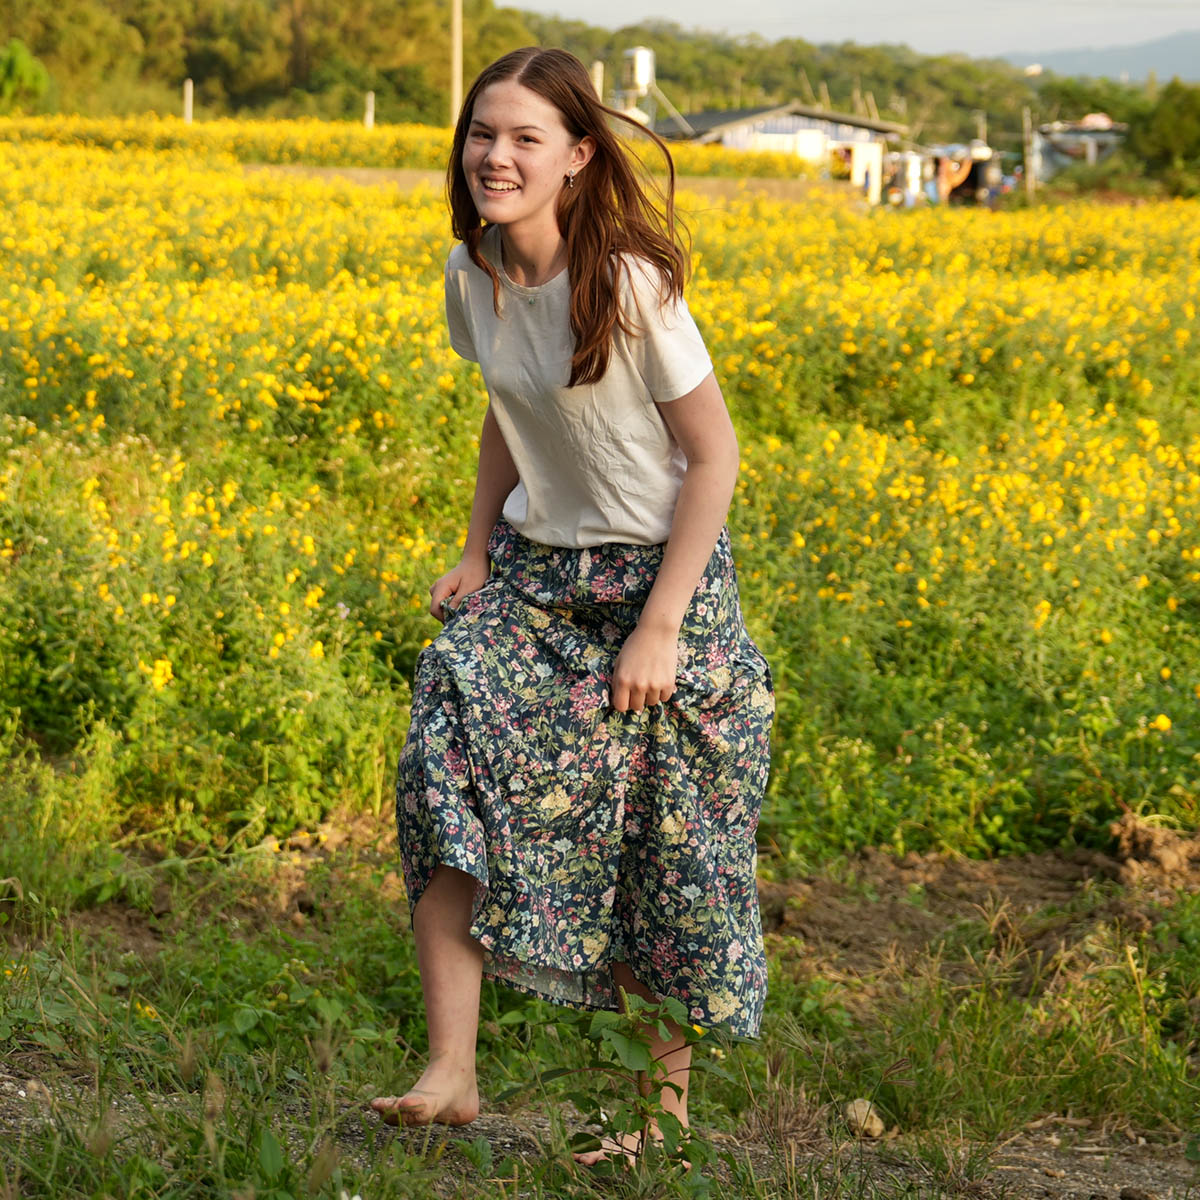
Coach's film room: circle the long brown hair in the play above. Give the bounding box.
[447,47,688,388]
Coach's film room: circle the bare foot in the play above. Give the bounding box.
[573,1126,661,1168]
[370,1060,480,1128]
[572,1121,699,1169]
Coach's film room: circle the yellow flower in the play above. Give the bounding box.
[1151,713,1172,732]
[309,641,325,660]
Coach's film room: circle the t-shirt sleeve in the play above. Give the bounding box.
[622,258,714,403]
[444,253,478,362]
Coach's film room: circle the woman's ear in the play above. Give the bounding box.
[571,135,596,174]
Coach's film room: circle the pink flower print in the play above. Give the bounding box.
[568,679,598,720]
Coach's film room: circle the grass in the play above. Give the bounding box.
[2,768,1199,1196]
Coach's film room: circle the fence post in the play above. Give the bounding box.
[183,78,193,124]
[365,90,375,129]
[1022,106,1036,199]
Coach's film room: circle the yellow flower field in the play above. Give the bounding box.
[0,112,815,179]
[1,129,1198,858]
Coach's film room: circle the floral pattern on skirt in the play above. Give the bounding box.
[394,519,774,1040]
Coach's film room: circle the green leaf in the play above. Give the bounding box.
[660,995,688,1023]
[452,1134,492,1175]
[30,1029,66,1052]
[587,1010,623,1035]
[603,1029,652,1071]
[233,1007,260,1035]
[258,1128,284,1179]
[312,996,343,1023]
[657,1109,683,1155]
[693,1058,737,1084]
[535,1066,575,1084]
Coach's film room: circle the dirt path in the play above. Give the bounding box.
[2,1062,1194,1198]
[3,814,1198,1196]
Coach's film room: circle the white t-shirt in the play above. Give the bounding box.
[444,224,713,548]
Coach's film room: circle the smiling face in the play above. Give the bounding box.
[461,78,594,247]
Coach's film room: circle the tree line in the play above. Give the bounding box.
[1,0,1196,180]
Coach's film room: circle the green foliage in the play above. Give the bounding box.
[0,37,51,114]
[1123,77,1200,195]
[495,991,725,1189]
[1042,149,1162,198]
[1,807,1199,1194]
[1034,74,1154,127]
[4,0,1054,144]
[0,718,128,925]
[1132,78,1200,171]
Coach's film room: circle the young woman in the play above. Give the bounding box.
[370,47,774,1165]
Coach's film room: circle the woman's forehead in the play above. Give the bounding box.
[470,79,569,132]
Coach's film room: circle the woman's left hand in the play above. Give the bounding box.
[610,622,679,712]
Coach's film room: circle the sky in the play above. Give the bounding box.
[515,0,1200,57]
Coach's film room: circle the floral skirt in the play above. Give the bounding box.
[394,519,774,1040]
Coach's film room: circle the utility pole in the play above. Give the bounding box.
[450,0,463,125]
[1022,107,1037,199]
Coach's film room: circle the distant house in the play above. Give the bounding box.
[654,101,908,204]
[1032,113,1128,183]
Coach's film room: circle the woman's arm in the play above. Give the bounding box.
[428,404,519,621]
[609,370,740,710]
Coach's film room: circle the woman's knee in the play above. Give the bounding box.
[412,864,477,928]
[611,960,656,1002]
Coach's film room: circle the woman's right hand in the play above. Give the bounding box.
[429,555,491,623]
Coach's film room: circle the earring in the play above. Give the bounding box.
[566,170,575,189]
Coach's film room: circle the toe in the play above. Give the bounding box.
[371,1094,426,1126]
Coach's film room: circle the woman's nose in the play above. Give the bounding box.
[483,138,511,165]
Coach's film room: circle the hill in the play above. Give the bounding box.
[1005,28,1200,82]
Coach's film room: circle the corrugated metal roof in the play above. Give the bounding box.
[653,101,907,141]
